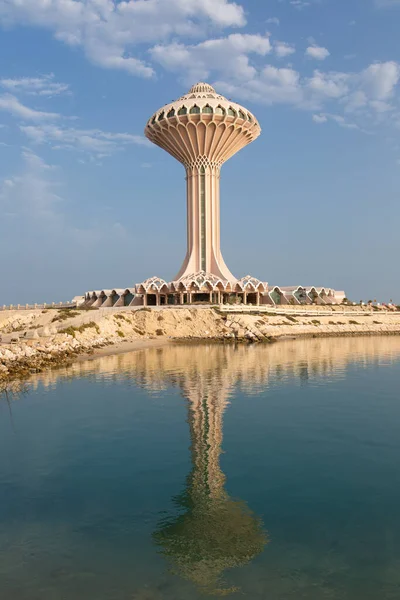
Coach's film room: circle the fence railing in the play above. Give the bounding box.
[217,305,392,317]
[0,302,76,311]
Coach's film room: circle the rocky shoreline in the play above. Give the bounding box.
[2,306,400,389]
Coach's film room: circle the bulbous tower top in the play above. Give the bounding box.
[145,82,261,168]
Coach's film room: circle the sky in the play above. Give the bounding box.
[0,0,400,305]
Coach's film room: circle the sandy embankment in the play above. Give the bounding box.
[1,306,400,385]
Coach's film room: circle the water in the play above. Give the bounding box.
[1,337,400,599]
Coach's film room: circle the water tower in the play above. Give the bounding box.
[145,83,261,282]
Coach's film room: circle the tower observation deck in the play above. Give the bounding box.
[145,82,261,282]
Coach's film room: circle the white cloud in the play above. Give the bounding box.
[358,61,400,99]
[312,114,327,123]
[369,100,393,112]
[306,45,330,61]
[20,124,150,156]
[0,94,61,120]
[326,114,360,130]
[307,70,349,99]
[215,65,303,106]
[0,149,62,221]
[290,0,311,9]
[0,0,246,78]
[274,41,295,58]
[0,74,69,96]
[266,17,280,25]
[198,54,399,135]
[150,33,272,83]
[312,113,360,130]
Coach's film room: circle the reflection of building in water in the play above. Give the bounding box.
[11,337,400,592]
[153,369,267,596]
[28,336,400,393]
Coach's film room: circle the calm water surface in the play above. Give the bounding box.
[1,337,400,599]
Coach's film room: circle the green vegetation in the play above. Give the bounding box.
[286,315,298,323]
[60,321,100,338]
[157,315,164,321]
[52,309,80,323]
[349,320,359,325]
[311,320,320,325]
[373,321,382,325]
[114,314,129,322]
[156,329,164,336]
[117,330,125,338]
[134,327,145,336]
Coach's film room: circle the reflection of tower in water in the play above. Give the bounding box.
[153,364,267,596]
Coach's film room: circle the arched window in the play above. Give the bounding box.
[228,107,236,117]
[178,106,187,115]
[247,113,253,122]
[215,106,226,115]
[158,111,165,121]
[238,110,245,119]
[189,105,200,114]
[151,116,156,125]
[202,105,213,114]
[167,108,175,118]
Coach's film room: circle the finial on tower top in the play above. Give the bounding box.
[188,82,216,94]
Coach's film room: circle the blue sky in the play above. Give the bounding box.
[1,0,400,304]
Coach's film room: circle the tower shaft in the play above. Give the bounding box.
[175,164,235,281]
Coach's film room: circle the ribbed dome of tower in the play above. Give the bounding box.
[189,82,216,94]
[145,82,261,168]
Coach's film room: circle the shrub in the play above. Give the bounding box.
[156,329,164,336]
[311,320,320,325]
[117,330,125,338]
[134,327,145,336]
[157,315,164,321]
[52,310,80,323]
[329,321,335,325]
[373,321,382,325]
[114,314,128,322]
[349,320,359,325]
[60,326,77,338]
[60,321,100,338]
